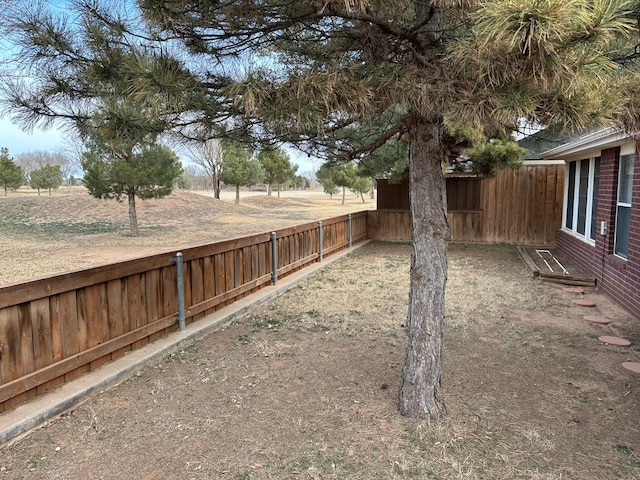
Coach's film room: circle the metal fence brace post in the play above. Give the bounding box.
[271,232,278,285]
[318,221,323,262]
[348,214,353,248]
[174,252,186,331]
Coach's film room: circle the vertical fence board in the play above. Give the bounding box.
[0,306,19,385]
[203,256,215,316]
[60,291,80,359]
[49,296,64,363]
[214,254,225,309]
[29,298,52,371]
[108,279,128,361]
[84,285,107,354]
[191,259,205,321]
[224,252,234,300]
[128,274,148,350]
[145,269,162,343]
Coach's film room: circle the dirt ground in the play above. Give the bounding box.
[1,190,640,479]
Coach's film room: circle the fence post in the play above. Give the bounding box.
[174,252,186,331]
[348,214,353,248]
[271,232,278,285]
[318,221,323,262]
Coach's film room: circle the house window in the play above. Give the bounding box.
[614,154,634,259]
[563,157,600,242]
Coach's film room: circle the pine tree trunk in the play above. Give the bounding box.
[398,115,450,420]
[341,186,345,205]
[127,192,139,237]
[235,184,240,204]
[267,183,272,196]
[370,177,375,199]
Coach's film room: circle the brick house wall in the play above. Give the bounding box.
[556,145,640,319]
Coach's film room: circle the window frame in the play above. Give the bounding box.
[562,156,600,244]
[614,154,634,260]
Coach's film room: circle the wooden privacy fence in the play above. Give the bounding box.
[370,162,565,245]
[0,212,367,412]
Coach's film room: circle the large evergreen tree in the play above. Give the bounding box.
[0,1,196,236]
[135,0,637,420]
[0,147,23,196]
[82,144,183,235]
[3,0,637,420]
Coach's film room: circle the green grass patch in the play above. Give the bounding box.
[0,217,119,236]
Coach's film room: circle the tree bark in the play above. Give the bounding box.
[341,186,346,205]
[127,192,139,237]
[235,184,240,204]
[213,171,220,199]
[398,115,450,420]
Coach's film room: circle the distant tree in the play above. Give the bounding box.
[16,150,72,187]
[291,174,306,190]
[350,175,370,204]
[219,141,263,204]
[29,164,63,196]
[258,147,297,197]
[182,164,208,190]
[174,175,191,190]
[0,147,23,196]
[186,138,224,197]
[315,163,339,199]
[329,163,359,205]
[82,144,183,236]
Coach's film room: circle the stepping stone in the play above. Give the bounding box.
[563,287,585,294]
[598,336,632,347]
[622,362,640,373]
[584,315,611,324]
[572,299,596,307]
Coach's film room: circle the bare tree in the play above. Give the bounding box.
[15,150,71,185]
[186,139,224,198]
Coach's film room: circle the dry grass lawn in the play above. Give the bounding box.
[1,189,639,479]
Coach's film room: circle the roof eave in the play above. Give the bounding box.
[540,127,628,159]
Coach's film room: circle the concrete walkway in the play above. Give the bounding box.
[0,240,370,446]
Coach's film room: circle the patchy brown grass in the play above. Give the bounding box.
[0,187,373,286]
[1,191,639,479]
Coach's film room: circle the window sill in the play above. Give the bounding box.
[560,228,596,247]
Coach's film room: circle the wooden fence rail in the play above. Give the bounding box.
[0,212,367,412]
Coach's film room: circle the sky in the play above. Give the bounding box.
[0,116,319,174]
[0,2,318,175]
[0,118,70,157]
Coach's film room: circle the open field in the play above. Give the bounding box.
[0,187,374,286]
[1,241,640,479]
